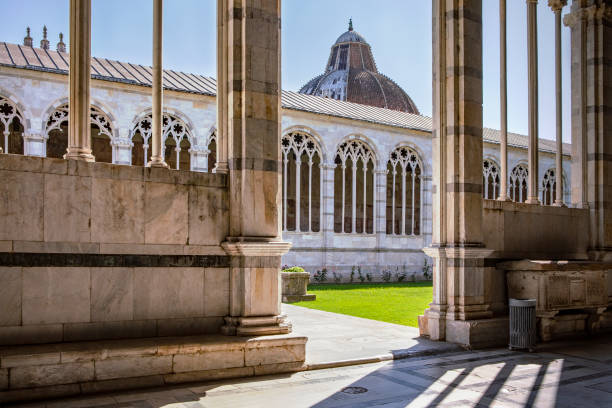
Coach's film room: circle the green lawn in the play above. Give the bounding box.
[292,282,433,327]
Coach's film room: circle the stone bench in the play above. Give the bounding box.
[0,333,307,403]
[501,260,611,341]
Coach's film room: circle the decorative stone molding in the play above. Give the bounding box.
[423,246,494,260]
[221,240,292,257]
[548,0,567,12]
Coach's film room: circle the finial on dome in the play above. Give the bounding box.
[24,26,33,47]
[57,32,66,53]
[40,25,50,50]
[348,18,353,31]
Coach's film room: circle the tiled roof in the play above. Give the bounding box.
[0,42,570,155]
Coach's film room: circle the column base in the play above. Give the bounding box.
[221,315,292,336]
[65,147,95,162]
[552,201,566,207]
[147,158,169,168]
[420,311,508,348]
[213,162,229,174]
[525,197,541,205]
[496,196,512,202]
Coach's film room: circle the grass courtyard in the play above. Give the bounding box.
[292,282,433,327]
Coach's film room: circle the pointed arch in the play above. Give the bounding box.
[386,145,423,236]
[0,94,26,154]
[483,158,500,200]
[510,163,529,203]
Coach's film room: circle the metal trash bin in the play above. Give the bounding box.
[509,298,536,352]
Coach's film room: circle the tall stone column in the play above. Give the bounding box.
[215,0,229,174]
[498,0,510,201]
[321,163,336,271]
[565,1,612,259]
[219,0,291,336]
[65,0,94,161]
[147,0,168,168]
[550,0,568,206]
[375,168,388,271]
[526,0,541,204]
[420,0,504,348]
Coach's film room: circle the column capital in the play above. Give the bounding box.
[221,239,291,257]
[548,0,567,12]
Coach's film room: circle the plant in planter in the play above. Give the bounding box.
[281,266,315,303]
[282,266,305,273]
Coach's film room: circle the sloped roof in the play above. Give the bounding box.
[0,41,570,155]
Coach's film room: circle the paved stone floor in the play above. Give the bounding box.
[283,304,460,366]
[11,334,612,408]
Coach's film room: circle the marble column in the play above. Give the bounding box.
[550,0,567,206]
[565,1,612,259]
[420,0,505,348]
[215,0,229,174]
[65,0,94,161]
[219,0,291,336]
[526,0,540,204]
[321,163,336,271]
[374,168,387,271]
[147,0,168,168]
[498,0,510,201]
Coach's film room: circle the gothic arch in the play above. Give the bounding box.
[386,145,423,236]
[483,157,501,200]
[509,162,529,203]
[282,125,329,163]
[0,92,27,154]
[281,129,324,232]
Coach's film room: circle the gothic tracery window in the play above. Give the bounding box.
[131,113,193,170]
[0,96,25,155]
[386,146,422,236]
[45,104,113,162]
[483,159,500,200]
[542,168,558,206]
[510,164,528,203]
[334,139,375,234]
[282,131,322,232]
[207,130,217,172]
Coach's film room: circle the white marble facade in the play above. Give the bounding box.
[0,67,571,281]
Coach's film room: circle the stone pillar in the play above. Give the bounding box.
[112,128,131,165]
[147,0,168,168]
[65,0,94,162]
[321,162,336,271]
[375,168,387,271]
[420,0,505,348]
[499,0,510,201]
[565,1,612,258]
[550,0,568,206]
[215,0,229,174]
[526,0,541,204]
[219,0,291,336]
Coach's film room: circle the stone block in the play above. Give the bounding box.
[0,384,80,404]
[79,375,165,395]
[0,154,43,173]
[0,267,21,326]
[22,267,90,325]
[62,320,157,342]
[156,317,223,337]
[245,344,305,366]
[10,362,94,388]
[43,174,91,243]
[0,240,12,252]
[252,361,305,376]
[0,170,43,241]
[91,178,145,244]
[242,267,281,317]
[1,352,60,368]
[133,268,204,320]
[91,268,133,322]
[144,182,188,245]
[188,186,228,245]
[204,268,230,316]
[172,349,244,373]
[163,366,253,384]
[0,368,7,390]
[0,324,63,346]
[94,355,172,381]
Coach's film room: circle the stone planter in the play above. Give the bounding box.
[281,271,316,303]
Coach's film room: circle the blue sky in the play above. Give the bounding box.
[3,0,571,141]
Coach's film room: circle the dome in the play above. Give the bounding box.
[299,20,419,114]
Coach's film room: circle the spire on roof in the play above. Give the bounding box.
[348,18,353,31]
[40,25,49,50]
[23,27,33,47]
[57,32,66,53]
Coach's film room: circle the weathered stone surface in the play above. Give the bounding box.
[156,317,223,337]
[133,268,204,320]
[203,268,230,316]
[245,344,305,366]
[91,267,133,322]
[0,267,21,326]
[62,320,157,342]
[173,349,244,373]
[188,186,228,245]
[0,369,7,390]
[79,375,165,395]
[43,174,91,243]
[94,355,172,381]
[163,366,253,384]
[252,361,305,376]
[0,383,80,404]
[10,362,94,388]
[0,170,43,242]
[0,324,63,346]
[91,178,145,244]
[144,182,188,245]
[22,267,90,325]
[1,352,60,368]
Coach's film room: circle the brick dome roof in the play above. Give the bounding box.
[299,20,419,114]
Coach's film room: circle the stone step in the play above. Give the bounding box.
[0,333,307,404]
